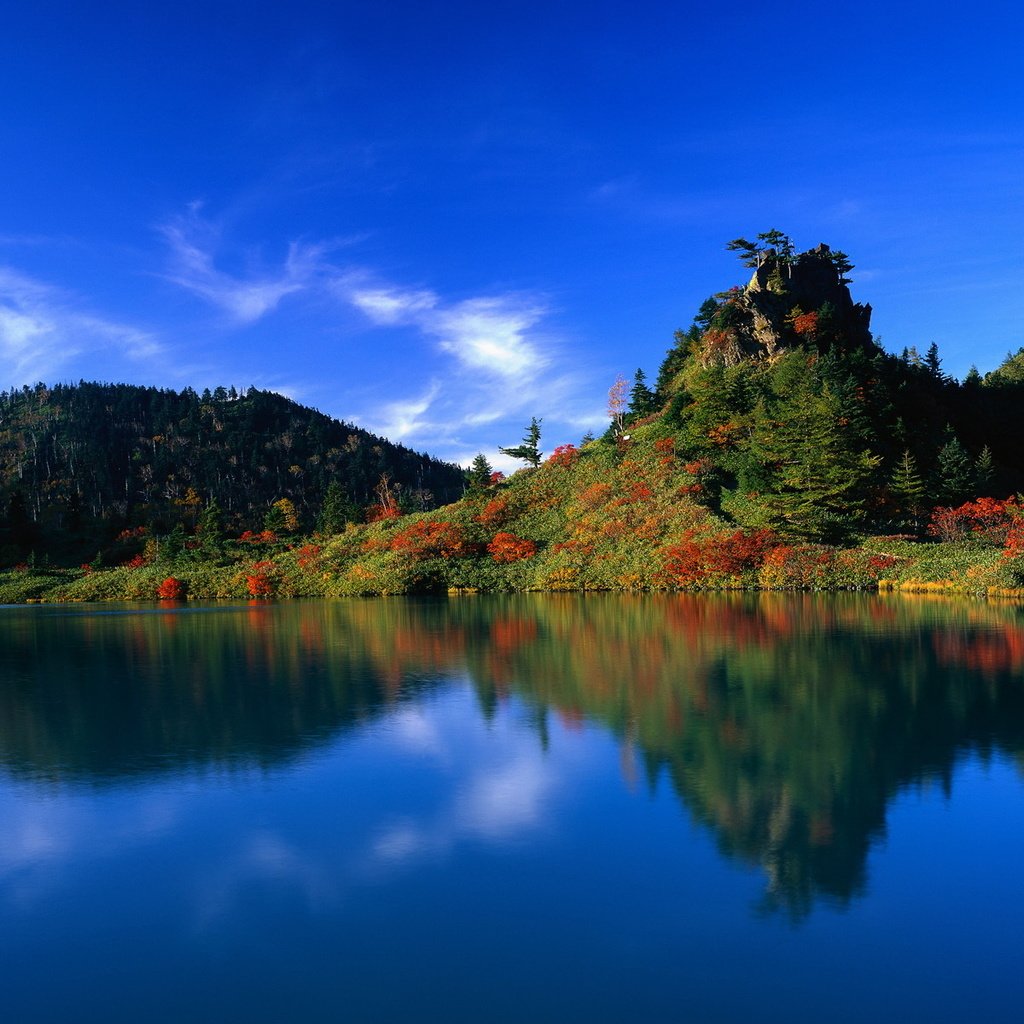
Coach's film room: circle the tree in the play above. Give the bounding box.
[750,352,880,541]
[974,445,996,496]
[197,499,224,555]
[829,250,854,285]
[608,375,628,434]
[890,450,927,531]
[318,479,357,533]
[934,431,973,506]
[499,417,542,468]
[924,342,944,379]
[726,237,764,268]
[628,369,657,418]
[467,453,494,493]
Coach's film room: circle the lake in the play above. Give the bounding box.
[1,594,1023,1023]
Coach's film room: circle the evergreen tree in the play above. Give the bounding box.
[317,479,357,534]
[974,445,996,496]
[197,499,224,556]
[750,353,880,541]
[499,418,542,468]
[628,369,657,418]
[467,453,494,493]
[933,430,973,506]
[889,450,927,532]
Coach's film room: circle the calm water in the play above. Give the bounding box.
[1,594,1023,1023]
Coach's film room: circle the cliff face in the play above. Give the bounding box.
[696,243,874,367]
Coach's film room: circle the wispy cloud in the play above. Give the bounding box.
[159,205,326,324]
[0,266,162,384]
[341,276,551,382]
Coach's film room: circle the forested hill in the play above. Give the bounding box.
[0,381,465,562]
[649,233,1024,539]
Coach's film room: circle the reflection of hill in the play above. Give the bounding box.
[0,600,459,782]
[2,595,1023,915]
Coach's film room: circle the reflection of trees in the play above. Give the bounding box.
[2,594,1023,915]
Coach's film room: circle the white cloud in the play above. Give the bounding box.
[0,266,163,384]
[339,276,550,382]
[159,207,325,324]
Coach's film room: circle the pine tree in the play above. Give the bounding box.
[974,445,996,496]
[628,369,657,418]
[317,480,356,534]
[197,499,224,555]
[499,418,543,468]
[934,431,973,506]
[890,450,927,531]
[467,453,494,493]
[751,353,880,541]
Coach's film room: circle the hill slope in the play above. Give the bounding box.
[0,382,465,564]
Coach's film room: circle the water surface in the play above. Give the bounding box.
[1,595,1022,1022]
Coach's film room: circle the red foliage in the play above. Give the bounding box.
[123,554,147,569]
[246,560,274,597]
[157,576,185,600]
[791,311,819,337]
[547,444,578,468]
[389,521,470,559]
[928,497,1016,543]
[662,529,777,585]
[868,553,899,574]
[489,471,505,485]
[115,526,147,542]
[239,530,278,544]
[365,504,401,523]
[654,438,675,454]
[626,481,653,502]
[295,544,322,570]
[477,495,511,527]
[488,532,537,563]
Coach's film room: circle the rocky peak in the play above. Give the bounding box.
[696,238,874,367]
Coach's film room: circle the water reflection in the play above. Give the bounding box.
[2,594,1023,916]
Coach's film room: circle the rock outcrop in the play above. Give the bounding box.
[697,242,874,367]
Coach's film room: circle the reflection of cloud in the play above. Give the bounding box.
[456,755,553,837]
[386,706,447,757]
[194,830,339,929]
[363,694,587,873]
[0,793,183,908]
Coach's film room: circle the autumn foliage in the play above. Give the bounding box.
[246,561,274,597]
[488,532,537,563]
[157,576,185,600]
[389,521,471,560]
[928,497,1020,543]
[662,529,777,585]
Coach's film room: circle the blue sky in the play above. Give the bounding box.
[1,1,1022,469]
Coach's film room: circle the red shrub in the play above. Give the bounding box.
[389,521,470,559]
[662,529,776,585]
[488,532,537,563]
[157,576,185,600]
[477,495,511,527]
[928,497,1015,543]
[547,444,578,468]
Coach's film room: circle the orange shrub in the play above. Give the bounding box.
[157,576,185,600]
[477,495,511,527]
[662,529,776,586]
[488,532,537,563]
[389,521,470,559]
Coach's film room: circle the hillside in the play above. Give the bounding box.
[0,382,465,565]
[4,231,1024,601]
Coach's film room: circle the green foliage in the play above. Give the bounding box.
[466,453,494,494]
[499,417,543,468]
